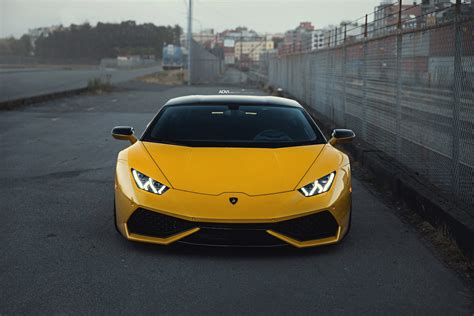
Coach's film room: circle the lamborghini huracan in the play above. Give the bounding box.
[112,95,355,248]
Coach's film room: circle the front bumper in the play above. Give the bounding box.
[124,207,342,247]
[115,162,351,248]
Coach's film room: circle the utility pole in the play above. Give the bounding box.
[187,0,192,85]
[240,31,243,83]
[240,31,243,68]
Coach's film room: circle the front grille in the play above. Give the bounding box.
[127,208,339,245]
[127,208,194,238]
[272,211,339,241]
[180,227,285,247]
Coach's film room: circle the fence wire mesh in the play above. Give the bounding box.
[269,13,474,213]
[189,40,223,84]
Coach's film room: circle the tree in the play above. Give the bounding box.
[0,35,32,56]
[34,21,182,61]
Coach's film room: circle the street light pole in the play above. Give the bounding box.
[187,0,192,85]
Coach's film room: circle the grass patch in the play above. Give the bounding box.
[87,76,113,93]
[136,69,185,85]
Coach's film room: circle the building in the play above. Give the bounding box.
[180,26,277,66]
[219,27,260,41]
[223,39,235,65]
[281,22,315,54]
[422,0,471,26]
[180,29,218,49]
[234,38,274,62]
[302,29,325,51]
[373,0,422,36]
[210,27,265,65]
[193,29,217,48]
[421,0,452,15]
[321,22,363,48]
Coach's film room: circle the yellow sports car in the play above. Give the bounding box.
[112,95,355,248]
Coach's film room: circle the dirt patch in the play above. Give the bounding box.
[136,69,185,85]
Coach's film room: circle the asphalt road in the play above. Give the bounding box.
[0,65,161,102]
[0,82,472,314]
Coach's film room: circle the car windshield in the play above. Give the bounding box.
[142,104,325,148]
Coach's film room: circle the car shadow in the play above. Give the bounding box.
[119,236,348,259]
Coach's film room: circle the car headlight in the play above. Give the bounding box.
[298,172,335,197]
[131,169,169,195]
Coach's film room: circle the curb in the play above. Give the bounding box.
[274,88,474,259]
[0,87,90,111]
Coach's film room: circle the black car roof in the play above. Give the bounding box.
[164,95,303,108]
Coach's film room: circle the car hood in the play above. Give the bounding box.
[142,142,325,196]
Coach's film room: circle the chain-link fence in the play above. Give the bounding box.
[189,40,223,84]
[268,8,473,213]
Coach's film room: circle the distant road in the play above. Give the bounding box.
[219,67,247,85]
[0,65,162,103]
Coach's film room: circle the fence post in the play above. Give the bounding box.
[309,53,314,108]
[452,0,462,197]
[342,24,347,127]
[397,0,402,29]
[330,45,335,121]
[395,0,403,160]
[361,16,368,140]
[325,51,331,119]
[342,49,347,128]
[364,14,368,38]
[310,54,315,108]
[344,24,347,43]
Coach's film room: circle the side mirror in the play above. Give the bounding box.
[111,126,137,144]
[329,129,355,146]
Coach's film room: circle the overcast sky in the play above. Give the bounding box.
[1,0,385,38]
